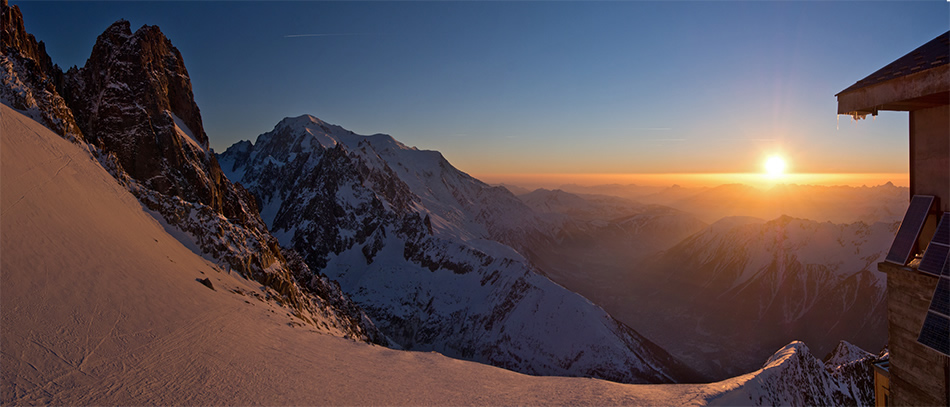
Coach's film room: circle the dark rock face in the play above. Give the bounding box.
[61,20,241,219]
[1,1,52,72]
[0,2,82,140]
[823,341,885,407]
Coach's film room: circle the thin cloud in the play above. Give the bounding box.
[283,33,368,38]
[635,127,672,131]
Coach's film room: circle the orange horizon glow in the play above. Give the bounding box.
[473,172,909,190]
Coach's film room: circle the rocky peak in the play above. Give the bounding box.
[1,1,52,72]
[278,114,335,131]
[823,340,873,367]
[0,1,81,140]
[62,19,233,216]
[69,20,207,148]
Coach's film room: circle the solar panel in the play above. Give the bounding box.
[932,212,950,245]
[920,244,950,277]
[918,309,950,356]
[919,275,950,356]
[929,276,950,316]
[920,212,950,276]
[885,195,934,265]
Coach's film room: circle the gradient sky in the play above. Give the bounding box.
[15,1,949,181]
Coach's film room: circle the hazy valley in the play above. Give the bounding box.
[511,186,903,379]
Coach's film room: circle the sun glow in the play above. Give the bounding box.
[764,156,787,178]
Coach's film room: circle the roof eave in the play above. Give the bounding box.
[837,64,950,116]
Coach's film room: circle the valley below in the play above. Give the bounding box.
[516,185,902,379]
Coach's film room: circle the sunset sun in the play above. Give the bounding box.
[765,156,787,177]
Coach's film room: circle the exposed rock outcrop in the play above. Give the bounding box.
[61,20,241,219]
[0,1,82,140]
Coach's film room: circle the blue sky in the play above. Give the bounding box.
[16,1,949,179]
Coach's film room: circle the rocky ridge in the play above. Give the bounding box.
[708,341,884,406]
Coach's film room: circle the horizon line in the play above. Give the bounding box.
[471,172,909,189]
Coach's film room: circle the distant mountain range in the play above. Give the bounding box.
[549,182,907,224]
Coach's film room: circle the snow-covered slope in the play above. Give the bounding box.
[613,215,894,378]
[218,115,701,384]
[0,103,372,403]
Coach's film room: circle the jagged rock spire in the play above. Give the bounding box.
[61,20,246,218]
[0,1,82,140]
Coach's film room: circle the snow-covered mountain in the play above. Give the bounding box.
[610,215,894,378]
[707,341,885,406]
[222,115,556,250]
[0,3,383,343]
[218,115,702,384]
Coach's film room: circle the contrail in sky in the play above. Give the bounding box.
[283,33,367,38]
